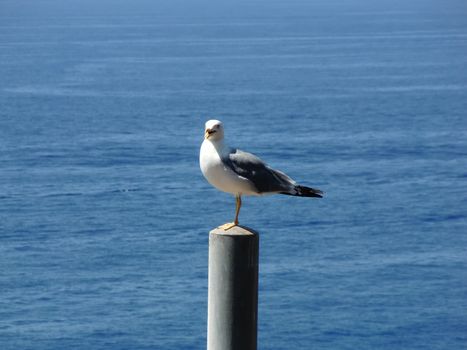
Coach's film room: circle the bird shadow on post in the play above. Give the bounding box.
[207,225,259,350]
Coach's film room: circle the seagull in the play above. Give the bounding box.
[199,119,323,230]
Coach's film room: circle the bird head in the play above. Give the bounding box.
[204,120,224,141]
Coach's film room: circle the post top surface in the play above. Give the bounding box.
[210,225,258,236]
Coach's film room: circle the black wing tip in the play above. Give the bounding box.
[296,185,324,198]
[280,185,324,197]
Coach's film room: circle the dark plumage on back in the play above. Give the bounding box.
[223,148,323,197]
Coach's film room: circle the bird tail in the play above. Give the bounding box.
[281,185,323,198]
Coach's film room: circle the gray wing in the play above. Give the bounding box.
[223,148,296,193]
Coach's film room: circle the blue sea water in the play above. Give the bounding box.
[1,0,467,349]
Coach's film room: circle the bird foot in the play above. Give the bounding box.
[218,222,238,230]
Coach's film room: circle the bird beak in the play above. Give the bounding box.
[205,128,213,139]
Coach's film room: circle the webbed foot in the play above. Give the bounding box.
[218,222,238,230]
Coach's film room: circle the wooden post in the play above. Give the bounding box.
[207,226,259,350]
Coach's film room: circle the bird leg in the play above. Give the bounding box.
[219,195,242,230]
[234,194,241,225]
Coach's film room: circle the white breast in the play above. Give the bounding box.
[199,140,257,195]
